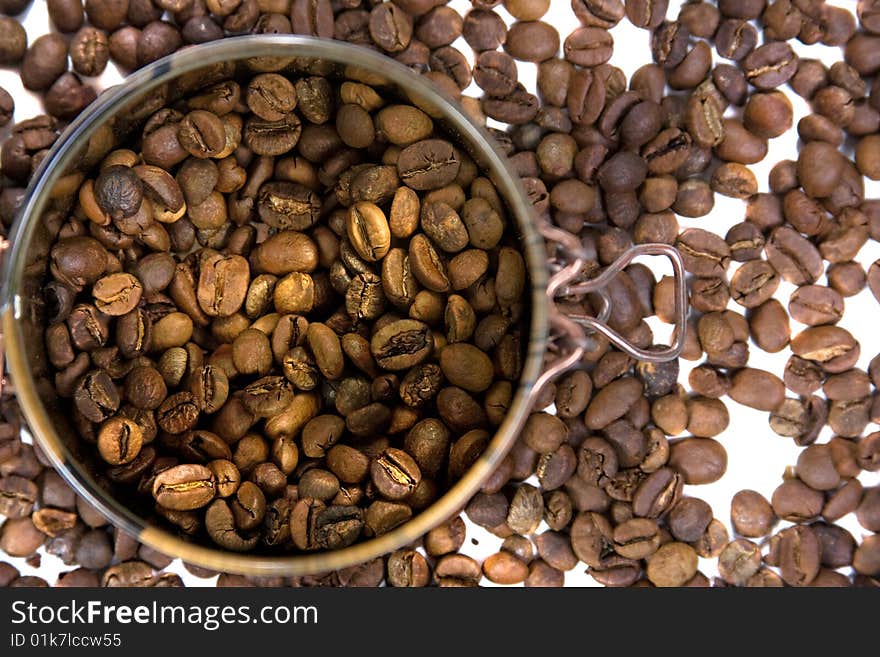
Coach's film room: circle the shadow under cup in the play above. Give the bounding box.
[0,36,549,576]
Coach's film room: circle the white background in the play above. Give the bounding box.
[0,0,878,586]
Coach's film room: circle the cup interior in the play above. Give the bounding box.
[0,36,549,575]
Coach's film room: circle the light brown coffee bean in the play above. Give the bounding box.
[152,463,215,510]
[371,319,434,370]
[197,252,249,317]
[97,417,144,466]
[347,201,391,262]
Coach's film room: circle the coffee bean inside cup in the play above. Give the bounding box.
[39,62,528,556]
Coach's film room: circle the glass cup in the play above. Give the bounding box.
[0,35,685,576]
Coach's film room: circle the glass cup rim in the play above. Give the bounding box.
[0,35,549,576]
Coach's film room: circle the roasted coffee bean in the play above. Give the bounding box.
[715,19,757,60]
[448,429,489,481]
[373,105,429,148]
[646,542,698,587]
[554,370,593,418]
[711,163,757,199]
[766,226,824,285]
[675,228,730,278]
[744,91,793,138]
[857,135,880,181]
[246,74,296,122]
[72,529,112,570]
[177,110,226,159]
[643,127,692,174]
[827,262,866,298]
[93,165,143,221]
[729,260,779,308]
[97,417,144,465]
[241,376,293,418]
[368,2,413,53]
[363,499,412,538]
[789,285,845,326]
[420,517,465,559]
[689,518,728,560]
[715,119,768,164]
[467,492,508,528]
[569,511,613,567]
[730,490,776,538]
[667,497,712,543]
[69,26,109,78]
[796,444,840,492]
[370,319,434,371]
[611,517,660,560]
[0,86,13,127]
[563,27,612,67]
[371,447,421,501]
[244,114,302,157]
[717,538,762,585]
[92,272,143,316]
[798,141,844,198]
[207,459,240,499]
[136,21,182,65]
[100,561,153,588]
[672,179,714,218]
[506,484,543,535]
[432,552,480,586]
[383,548,429,587]
[0,476,38,519]
[482,551,528,584]
[290,0,332,37]
[777,525,821,586]
[397,139,460,190]
[632,467,682,518]
[584,376,643,430]
[725,221,764,262]
[21,34,69,91]
[791,326,860,374]
[685,92,724,148]
[420,202,468,254]
[685,397,729,437]
[0,16,27,65]
[197,252,249,317]
[669,438,726,484]
[749,299,789,353]
[152,463,215,510]
[230,329,272,377]
[156,392,199,435]
[346,202,391,263]
[438,343,491,393]
[743,41,799,90]
[0,516,46,558]
[566,68,605,126]
[772,479,824,522]
[626,0,669,30]
[473,50,517,97]
[729,368,785,412]
[504,21,558,63]
[462,8,506,51]
[74,369,120,423]
[398,419,447,479]
[517,412,565,456]
[205,499,259,551]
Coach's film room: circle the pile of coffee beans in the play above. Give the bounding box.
[41,62,532,555]
[0,0,879,587]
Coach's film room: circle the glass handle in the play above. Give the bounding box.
[530,220,689,398]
